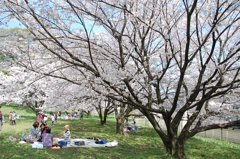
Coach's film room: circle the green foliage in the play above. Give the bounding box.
[0,53,4,62]
[0,52,14,65]
[0,69,10,75]
[0,106,239,159]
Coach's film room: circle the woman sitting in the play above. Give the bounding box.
[24,121,40,143]
[42,127,53,148]
[38,123,47,142]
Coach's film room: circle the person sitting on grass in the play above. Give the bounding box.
[63,125,71,143]
[58,125,71,148]
[38,123,47,142]
[29,121,40,140]
[42,127,53,148]
[23,121,40,143]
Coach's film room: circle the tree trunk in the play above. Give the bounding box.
[99,111,104,125]
[114,104,126,135]
[163,138,185,159]
[98,108,108,125]
[175,141,185,159]
[86,110,91,117]
[116,114,125,135]
[99,116,107,125]
[102,110,108,125]
[142,111,186,159]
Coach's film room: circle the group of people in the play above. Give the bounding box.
[57,110,83,120]
[23,121,71,148]
[0,110,18,131]
[9,111,17,125]
[124,117,139,132]
[37,112,57,126]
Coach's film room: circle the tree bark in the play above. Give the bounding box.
[102,109,108,125]
[99,111,104,125]
[98,108,109,125]
[115,114,125,135]
[163,138,185,159]
[143,111,186,159]
[115,105,125,134]
[99,112,108,125]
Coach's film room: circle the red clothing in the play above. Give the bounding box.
[37,115,44,121]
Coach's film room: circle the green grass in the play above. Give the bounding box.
[0,105,240,159]
[0,103,35,117]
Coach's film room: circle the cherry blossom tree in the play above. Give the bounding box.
[2,0,240,158]
[81,95,115,125]
[0,58,49,114]
[0,29,116,122]
[0,26,132,132]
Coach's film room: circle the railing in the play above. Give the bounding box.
[197,128,240,144]
[135,117,240,144]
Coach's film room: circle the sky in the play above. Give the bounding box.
[2,19,24,28]
[0,1,105,34]
[0,11,104,34]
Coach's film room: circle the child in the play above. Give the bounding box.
[58,125,71,148]
[63,125,71,143]
[12,111,16,125]
[42,127,53,148]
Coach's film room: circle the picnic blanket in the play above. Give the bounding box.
[31,138,118,149]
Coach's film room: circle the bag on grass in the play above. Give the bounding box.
[95,139,107,144]
[24,135,34,143]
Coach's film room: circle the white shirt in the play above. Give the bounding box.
[51,115,55,121]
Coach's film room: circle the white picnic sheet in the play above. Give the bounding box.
[31,138,118,149]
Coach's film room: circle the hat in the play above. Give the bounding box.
[64,125,70,130]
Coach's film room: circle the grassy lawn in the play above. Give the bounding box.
[0,105,240,159]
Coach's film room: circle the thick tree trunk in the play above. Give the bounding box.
[114,104,126,135]
[142,111,186,159]
[163,138,185,159]
[114,103,132,135]
[116,115,125,135]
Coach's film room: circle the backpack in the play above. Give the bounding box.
[95,139,107,144]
